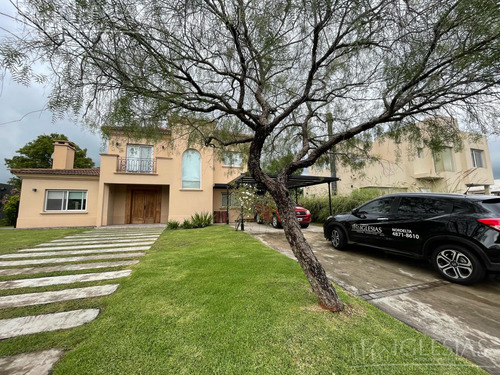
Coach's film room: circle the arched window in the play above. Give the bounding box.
[182,149,201,188]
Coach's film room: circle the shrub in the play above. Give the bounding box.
[300,188,383,223]
[167,220,180,230]
[190,211,213,228]
[1,193,20,226]
[181,219,194,229]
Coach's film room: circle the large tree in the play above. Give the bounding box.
[5,134,95,188]
[3,0,500,311]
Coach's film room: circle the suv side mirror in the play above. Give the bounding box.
[352,208,366,218]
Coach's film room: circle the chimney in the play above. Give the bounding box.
[52,140,76,169]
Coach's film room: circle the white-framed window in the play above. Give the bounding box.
[182,149,201,188]
[222,152,242,167]
[471,149,484,168]
[45,190,87,211]
[434,147,454,172]
[417,148,423,158]
[221,192,240,207]
[126,144,154,173]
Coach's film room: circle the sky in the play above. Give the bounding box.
[0,3,499,185]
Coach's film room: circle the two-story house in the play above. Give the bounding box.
[306,128,495,196]
[11,128,244,228]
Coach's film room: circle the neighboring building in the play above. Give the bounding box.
[11,128,244,228]
[476,179,500,196]
[306,128,494,197]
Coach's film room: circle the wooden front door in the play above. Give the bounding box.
[130,189,161,224]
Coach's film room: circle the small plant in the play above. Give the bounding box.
[190,211,213,228]
[181,219,194,229]
[167,220,180,230]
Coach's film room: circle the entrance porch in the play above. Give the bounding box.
[100,184,170,226]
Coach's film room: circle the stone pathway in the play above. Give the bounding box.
[0,252,145,267]
[0,225,164,374]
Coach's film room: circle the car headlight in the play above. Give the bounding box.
[306,210,310,215]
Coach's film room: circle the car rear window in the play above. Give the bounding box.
[480,199,500,215]
[397,197,451,215]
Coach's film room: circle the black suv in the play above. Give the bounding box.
[323,193,500,284]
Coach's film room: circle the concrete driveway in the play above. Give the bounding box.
[244,222,500,374]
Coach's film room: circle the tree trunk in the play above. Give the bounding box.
[269,183,344,312]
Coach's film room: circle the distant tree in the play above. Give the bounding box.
[3,0,500,312]
[5,134,95,188]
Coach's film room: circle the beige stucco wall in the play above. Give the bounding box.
[16,175,99,228]
[96,130,245,225]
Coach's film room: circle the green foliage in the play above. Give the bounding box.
[5,133,95,172]
[301,189,383,223]
[181,219,194,229]
[167,220,180,230]
[263,153,303,175]
[190,211,213,228]
[1,192,20,226]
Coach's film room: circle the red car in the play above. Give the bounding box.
[255,204,311,229]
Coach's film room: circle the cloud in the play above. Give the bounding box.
[0,74,104,183]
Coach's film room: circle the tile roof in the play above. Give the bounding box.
[11,168,100,176]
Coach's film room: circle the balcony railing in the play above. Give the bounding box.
[117,158,157,173]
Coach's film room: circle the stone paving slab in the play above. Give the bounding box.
[80,230,164,235]
[0,252,145,267]
[0,284,119,309]
[2,247,151,259]
[47,235,159,244]
[0,270,132,290]
[0,349,63,375]
[55,232,161,237]
[0,260,139,277]
[0,309,100,339]
[17,242,154,252]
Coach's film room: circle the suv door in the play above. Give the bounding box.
[388,196,452,255]
[348,196,397,248]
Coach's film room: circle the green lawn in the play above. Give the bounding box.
[0,227,88,255]
[0,226,485,374]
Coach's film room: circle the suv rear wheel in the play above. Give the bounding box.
[331,227,347,250]
[432,245,485,285]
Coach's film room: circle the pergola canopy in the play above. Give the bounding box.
[214,173,341,227]
[223,173,340,190]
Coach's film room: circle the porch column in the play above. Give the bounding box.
[96,183,110,227]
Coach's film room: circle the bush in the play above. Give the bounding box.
[181,219,194,229]
[167,220,180,230]
[190,211,213,228]
[301,189,383,223]
[1,193,20,226]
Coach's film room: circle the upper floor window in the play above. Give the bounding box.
[223,152,242,167]
[471,149,484,168]
[434,147,454,172]
[182,149,201,188]
[45,190,87,211]
[126,145,153,173]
